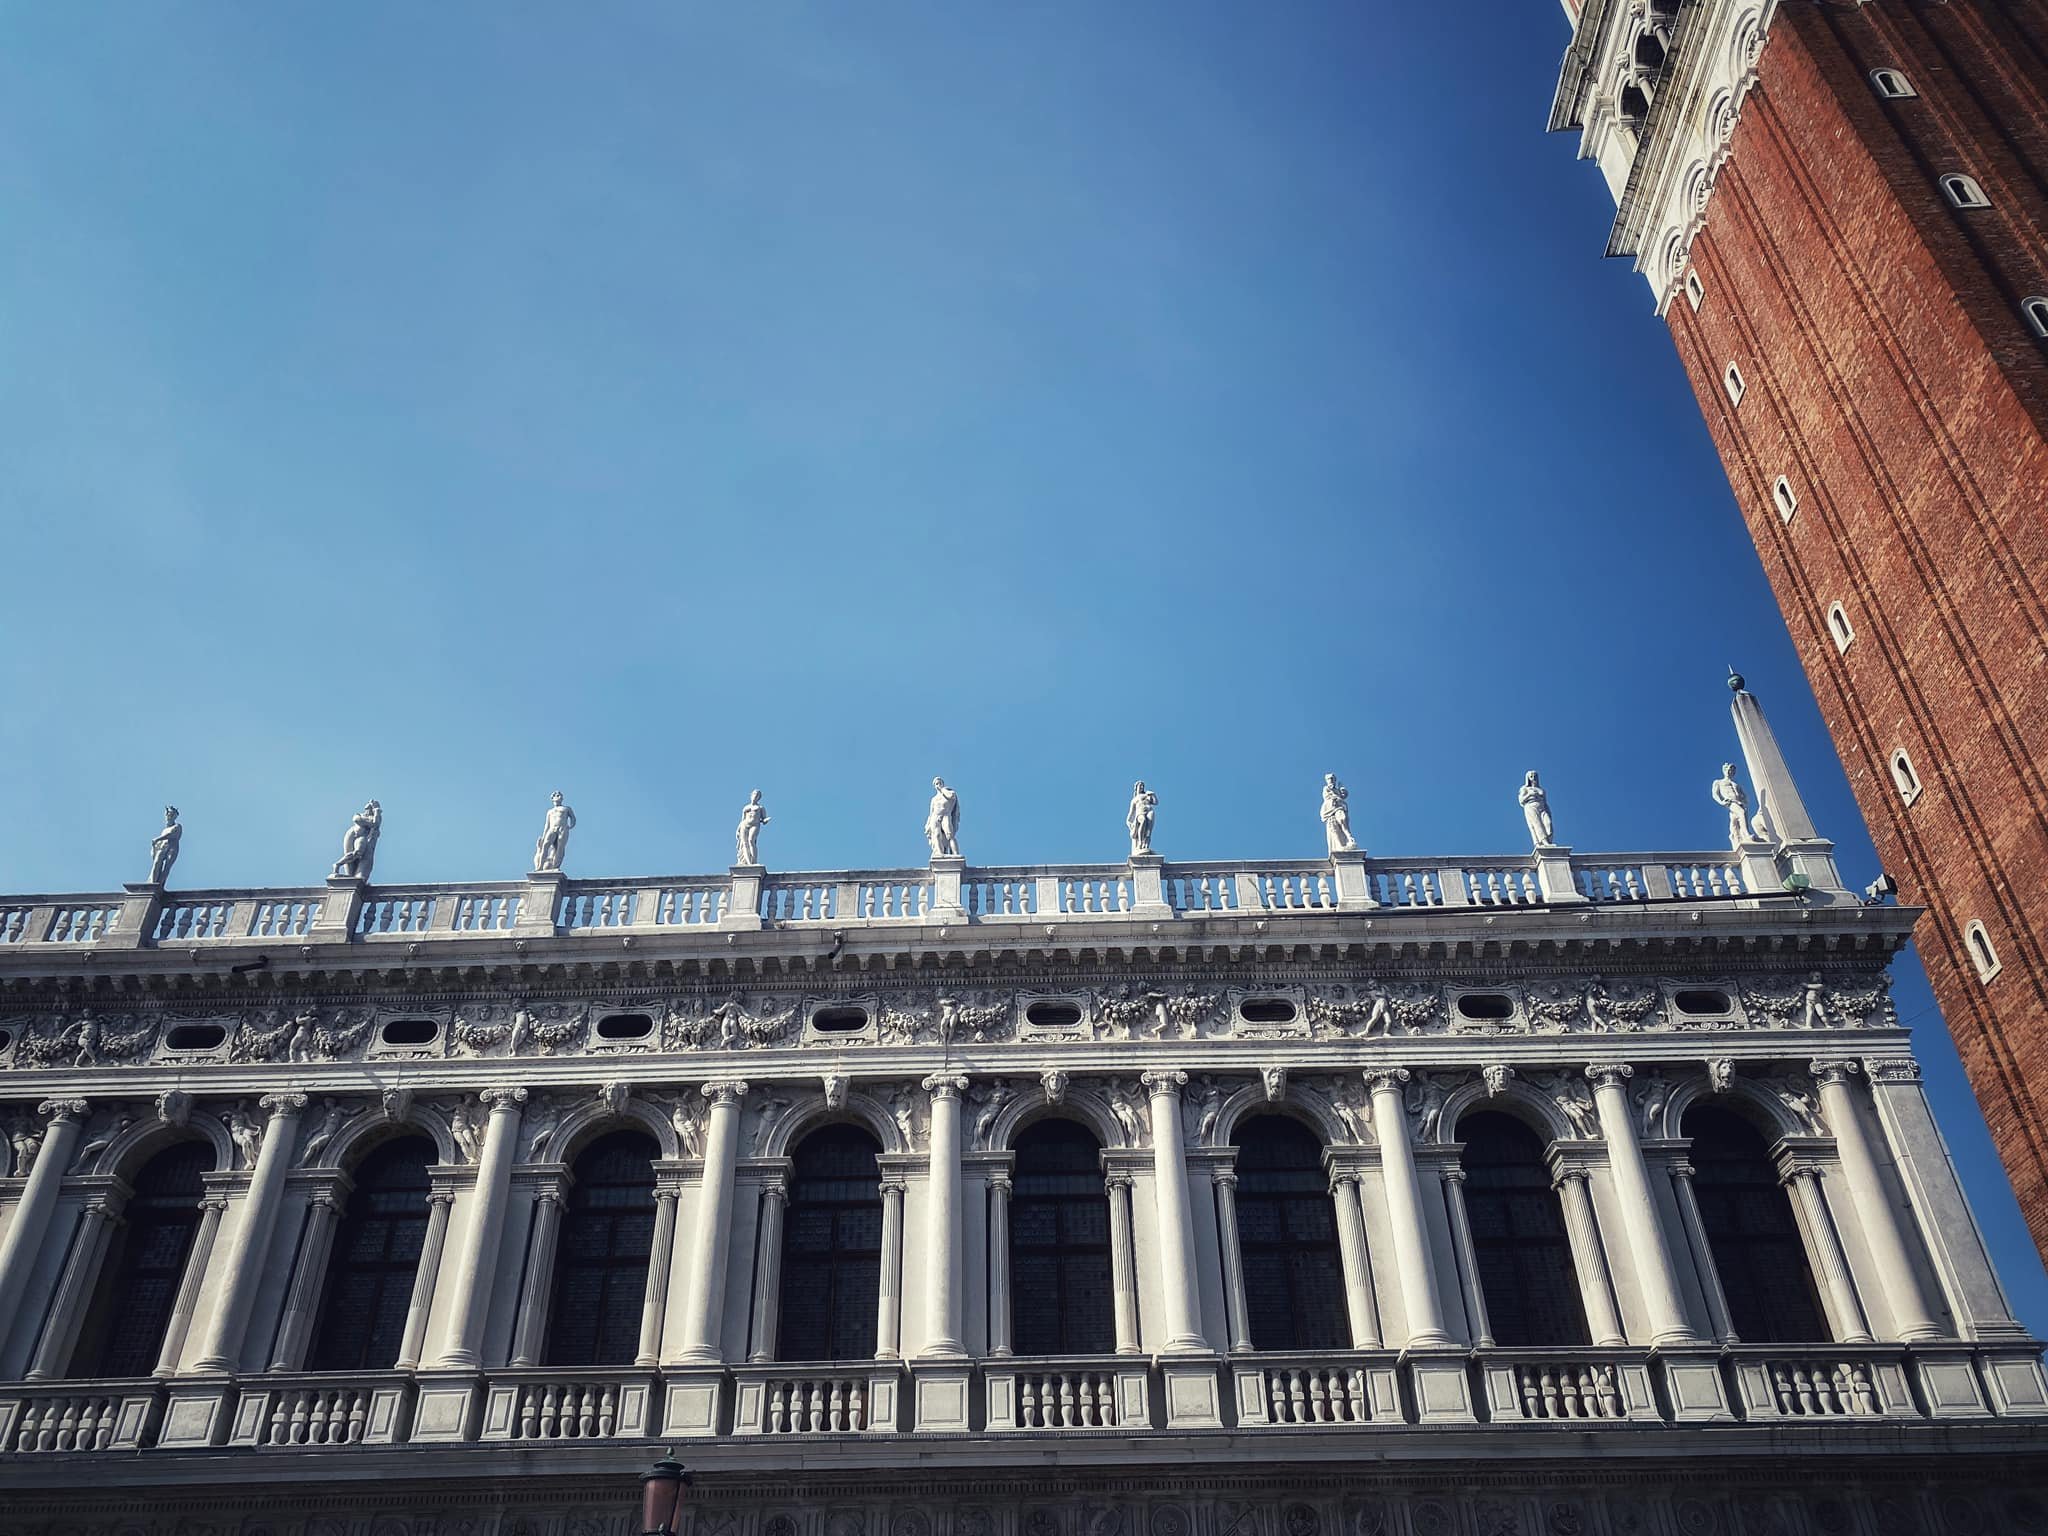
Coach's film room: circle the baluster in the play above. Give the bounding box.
[827,1380,844,1433]
[806,1381,824,1434]
[21,1401,45,1452]
[1793,1367,1818,1415]
[1850,1365,1878,1415]
[1285,1370,1306,1423]
[544,1385,566,1438]
[768,1382,789,1434]
[1309,1370,1330,1422]
[600,1383,618,1437]
[1021,1374,1040,1428]
[1596,1364,1621,1418]
[1060,1374,1077,1427]
[1348,1368,1369,1422]
[849,1381,867,1431]
[1518,1368,1539,1419]
[346,1391,368,1443]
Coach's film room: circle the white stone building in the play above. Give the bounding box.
[1,685,2046,1536]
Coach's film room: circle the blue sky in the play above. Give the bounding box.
[4,5,2042,1328]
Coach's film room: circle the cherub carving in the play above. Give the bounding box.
[1193,1077,1228,1144]
[883,1085,925,1149]
[7,1119,43,1178]
[1308,986,1392,1039]
[967,1081,1011,1151]
[232,1008,297,1064]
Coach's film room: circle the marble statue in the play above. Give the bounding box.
[1519,772,1556,847]
[331,801,383,881]
[1126,781,1157,857]
[147,806,182,886]
[924,777,960,859]
[533,791,576,873]
[1321,774,1356,854]
[1712,764,1749,850]
[734,790,769,867]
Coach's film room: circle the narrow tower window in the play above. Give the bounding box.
[1724,362,1746,406]
[1772,476,1798,522]
[1827,602,1855,652]
[1890,748,1923,806]
[1965,921,2002,983]
[2023,297,2048,338]
[1685,270,1705,311]
[1870,69,1916,100]
[1940,174,1990,209]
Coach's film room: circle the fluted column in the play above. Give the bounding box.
[748,1178,789,1363]
[1366,1070,1452,1347]
[508,1188,564,1368]
[1585,1065,1696,1345]
[155,1195,227,1376]
[1783,1164,1873,1343]
[636,1187,680,1367]
[1669,1160,1737,1344]
[396,1189,455,1370]
[1812,1060,1941,1340]
[1213,1166,1253,1353]
[1142,1070,1207,1353]
[1105,1172,1141,1354]
[674,1079,748,1364]
[27,1191,124,1379]
[876,1174,906,1359]
[987,1172,1014,1358]
[0,1099,89,1351]
[1554,1168,1625,1347]
[436,1086,525,1369]
[192,1092,308,1372]
[1329,1173,1382,1349]
[921,1074,969,1358]
[1440,1167,1492,1349]
[268,1189,345,1370]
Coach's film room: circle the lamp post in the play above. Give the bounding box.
[640,1451,691,1536]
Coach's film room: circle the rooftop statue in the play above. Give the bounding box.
[146,806,182,886]
[734,790,769,868]
[925,777,960,860]
[534,790,576,873]
[1127,781,1157,858]
[1321,774,1356,854]
[1711,763,1749,851]
[331,800,382,881]
[1519,771,1556,848]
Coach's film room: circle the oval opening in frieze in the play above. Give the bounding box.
[1455,992,1515,1021]
[1674,989,1731,1016]
[0,1028,12,1052]
[163,1023,227,1051]
[1025,1000,1083,1029]
[379,1018,439,1046]
[595,1012,653,1041]
[1239,998,1298,1025]
[811,1006,870,1034]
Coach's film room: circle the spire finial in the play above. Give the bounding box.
[1727,665,1746,693]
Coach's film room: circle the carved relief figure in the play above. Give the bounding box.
[1126,781,1157,857]
[524,1100,562,1160]
[285,1009,319,1064]
[1329,1078,1373,1144]
[449,1103,482,1163]
[1519,771,1556,847]
[670,1098,705,1158]
[1554,1081,1601,1139]
[924,777,960,859]
[1321,774,1356,854]
[747,1095,792,1155]
[1802,973,1836,1030]
[1104,1081,1147,1147]
[1633,1077,1672,1138]
[331,801,383,881]
[1777,1088,1826,1136]
[734,790,769,867]
[148,805,182,885]
[533,791,577,873]
[1406,1076,1447,1140]
[8,1119,42,1178]
[227,1106,264,1168]
[298,1099,347,1166]
[71,1009,100,1068]
[70,1114,131,1173]
[1711,764,1749,850]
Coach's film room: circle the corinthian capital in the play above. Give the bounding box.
[480,1086,530,1112]
[1140,1070,1188,1093]
[921,1074,969,1099]
[701,1079,750,1105]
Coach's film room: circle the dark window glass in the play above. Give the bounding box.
[1234,1117,1346,1351]
[1460,1113,1589,1347]
[1685,1105,1828,1342]
[778,1126,883,1362]
[78,1142,211,1378]
[307,1137,434,1372]
[546,1131,658,1367]
[1009,1120,1113,1356]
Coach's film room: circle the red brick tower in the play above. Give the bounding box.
[1547,1,2048,1247]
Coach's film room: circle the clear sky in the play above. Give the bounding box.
[5,5,2042,1328]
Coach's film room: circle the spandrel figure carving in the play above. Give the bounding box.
[1712,764,1749,850]
[298,1100,346,1167]
[924,777,960,859]
[1321,774,1356,853]
[147,806,182,886]
[8,1121,42,1178]
[734,790,769,867]
[227,1106,263,1168]
[1126,781,1157,857]
[449,1103,481,1163]
[1519,772,1556,847]
[331,801,383,881]
[533,791,577,873]
[70,1115,131,1174]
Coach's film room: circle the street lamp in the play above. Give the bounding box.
[640,1451,691,1536]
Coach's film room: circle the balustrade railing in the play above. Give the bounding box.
[258,1386,373,1446]
[1464,865,1540,907]
[247,896,321,937]
[1725,1347,1919,1421]
[479,1369,656,1441]
[1667,860,1746,899]
[1230,1354,1399,1427]
[1060,872,1132,914]
[986,1358,1148,1431]
[0,1382,160,1453]
[1366,865,1445,907]
[733,1365,900,1436]
[760,877,838,923]
[448,891,520,931]
[1479,1349,1661,1423]
[359,894,437,935]
[0,907,35,944]
[966,874,1038,918]
[45,903,120,944]
[1577,863,1647,903]
[153,900,236,942]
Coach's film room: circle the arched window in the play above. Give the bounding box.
[1009,1119,1113,1356]
[307,1137,434,1372]
[1940,173,1990,209]
[1684,1105,1828,1342]
[1459,1113,1589,1347]
[1772,475,1799,522]
[1965,920,2002,983]
[2023,297,2048,339]
[545,1130,658,1367]
[1890,747,1923,805]
[74,1142,211,1377]
[1233,1117,1346,1351]
[779,1126,883,1362]
[1870,69,1916,100]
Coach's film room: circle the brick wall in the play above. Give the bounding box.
[1663,1,2048,1245]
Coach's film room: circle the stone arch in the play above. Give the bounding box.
[550,1094,676,1165]
[760,1089,903,1160]
[1439,1079,1575,1147]
[316,1098,458,1172]
[1211,1082,1346,1151]
[987,1086,1119,1154]
[1666,1073,1810,1146]
[101,1110,231,1182]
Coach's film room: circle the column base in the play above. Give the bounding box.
[1159,1356,1224,1427]
[909,1359,975,1431]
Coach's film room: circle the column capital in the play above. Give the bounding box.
[700,1079,750,1104]
[1441,1165,1467,1185]
[1364,1068,1410,1094]
[879,1173,909,1195]
[1211,1166,1238,1190]
[1862,1056,1921,1084]
[36,1098,89,1124]
[1104,1171,1135,1192]
[1549,1165,1591,1193]
[1809,1058,1861,1086]
[762,1178,790,1204]
[259,1092,309,1117]
[989,1171,1013,1195]
[1777,1158,1827,1188]
[1141,1069,1188,1093]
[428,1188,460,1209]
[480,1086,530,1112]
[921,1073,970,1098]
[1584,1063,1634,1090]
[1328,1170,1360,1195]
